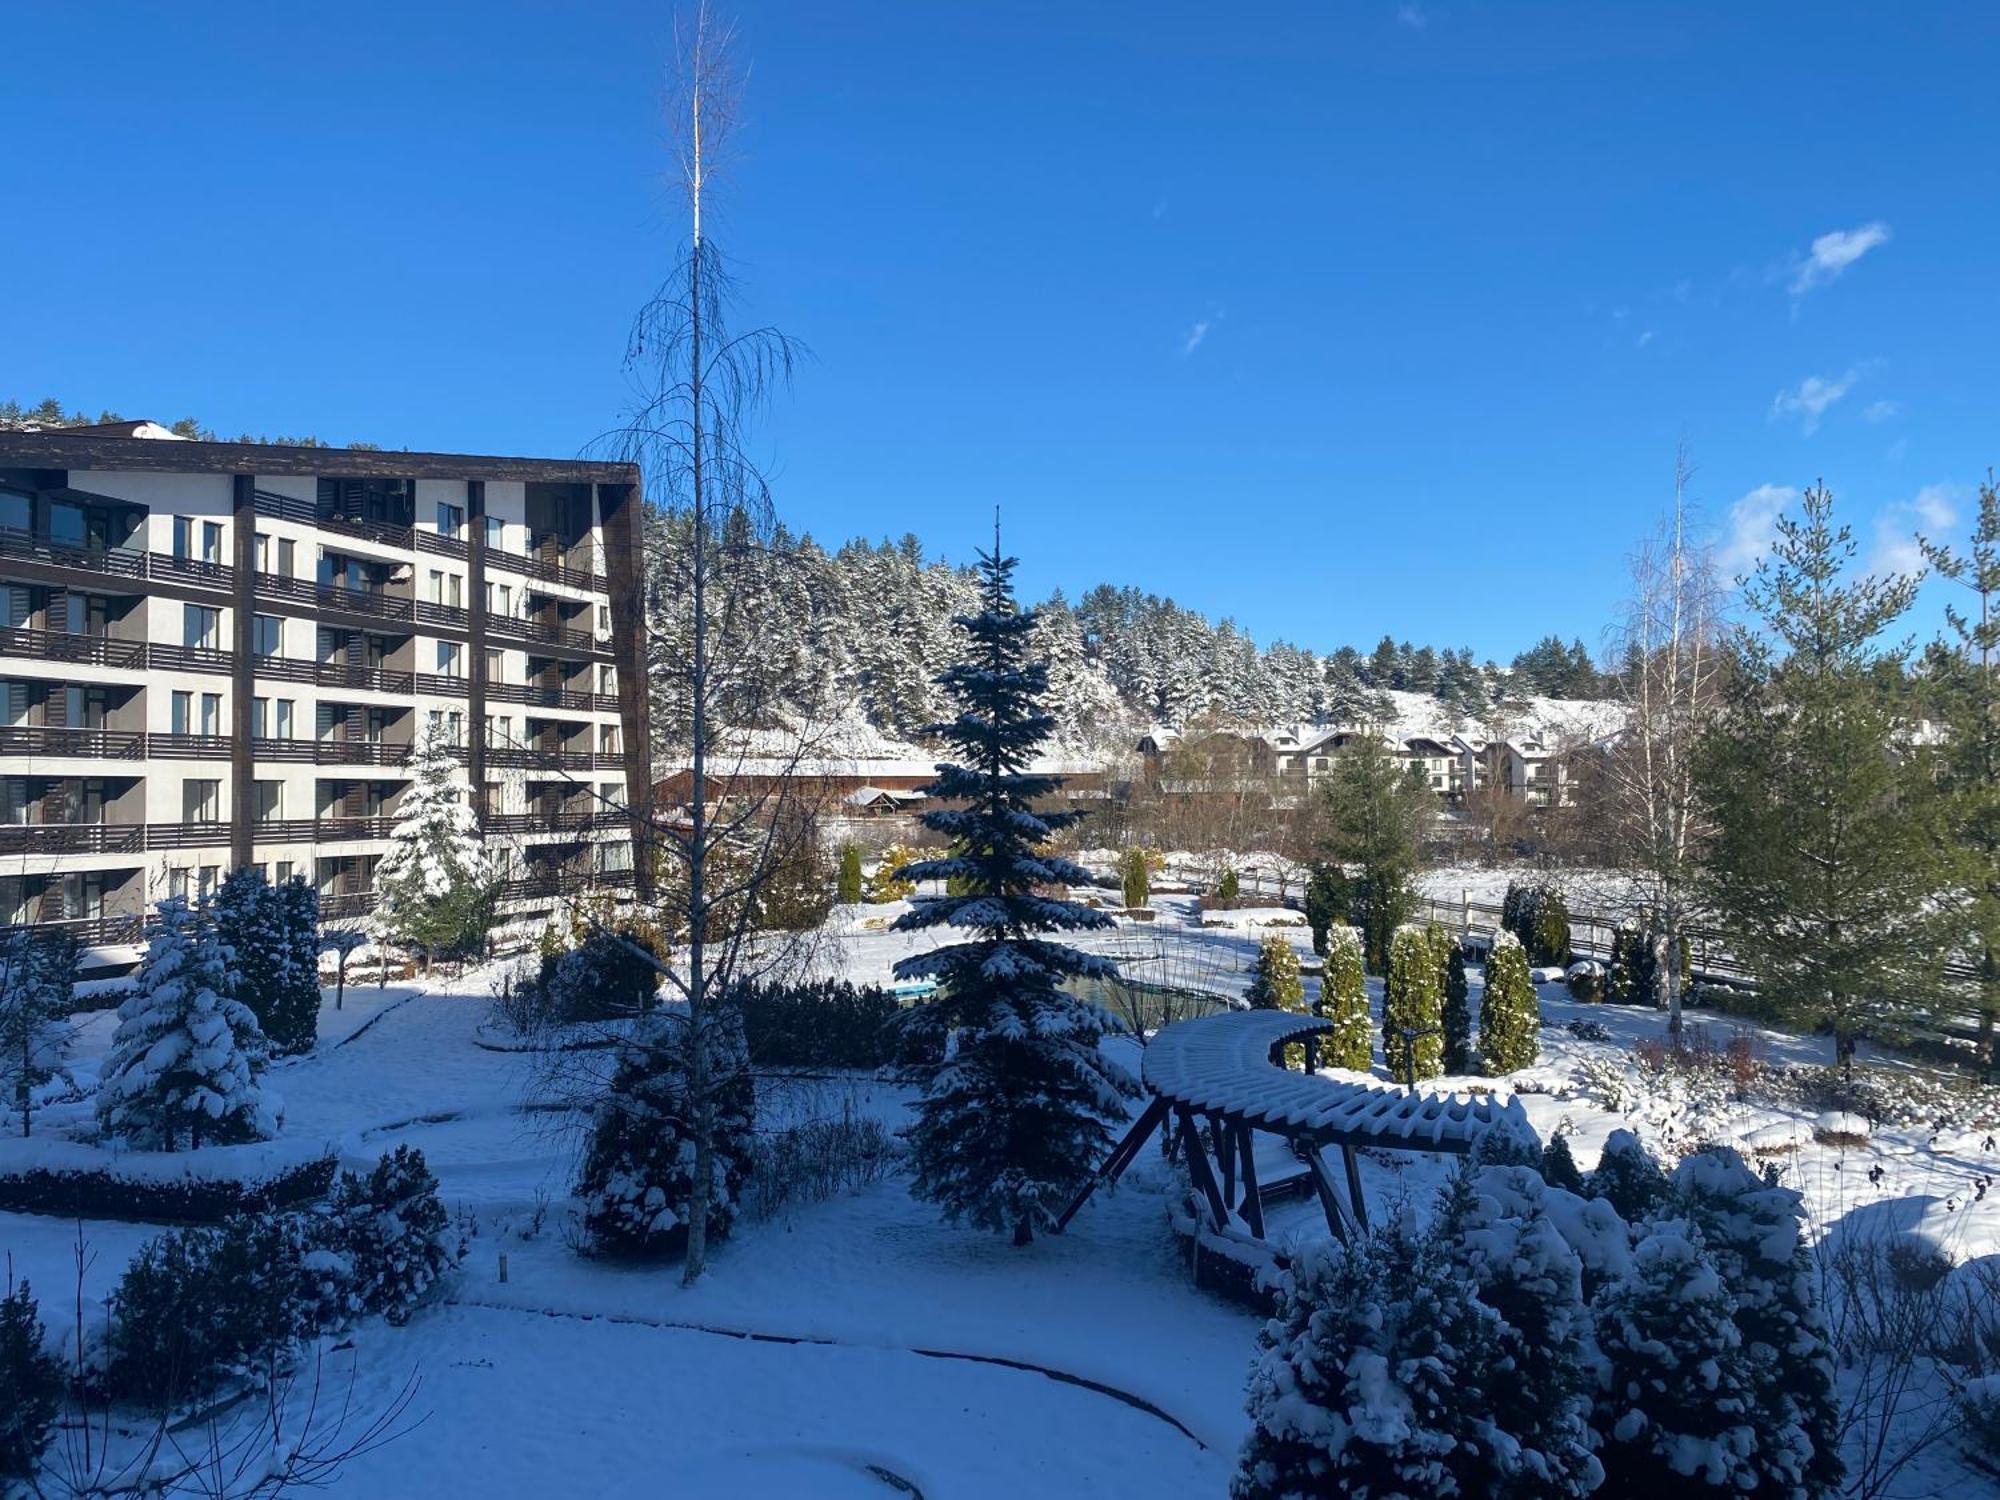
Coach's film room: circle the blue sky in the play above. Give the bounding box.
[6,2,1997,661]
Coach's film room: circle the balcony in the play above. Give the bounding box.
[311,661,417,695]
[487,745,593,771]
[0,823,145,856]
[415,529,470,562]
[0,725,146,759]
[488,614,598,651]
[314,740,413,767]
[488,680,596,712]
[320,891,380,920]
[0,529,229,593]
[0,626,147,671]
[413,600,469,632]
[149,641,234,674]
[483,546,606,594]
[314,585,415,624]
[486,810,621,837]
[149,732,233,761]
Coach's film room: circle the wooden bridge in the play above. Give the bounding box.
[1058,1008,1529,1248]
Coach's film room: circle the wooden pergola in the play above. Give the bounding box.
[1058,1009,1529,1245]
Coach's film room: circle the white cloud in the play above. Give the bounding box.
[1787,221,1891,298]
[1862,399,1901,423]
[1396,3,1429,27]
[1769,366,1866,434]
[1718,483,1796,574]
[1180,320,1210,357]
[1636,329,1656,348]
[1871,482,1961,577]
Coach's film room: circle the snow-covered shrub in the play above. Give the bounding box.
[1303,862,1347,955]
[212,868,321,1055]
[106,1213,307,1406]
[1564,960,1604,1002]
[575,1008,755,1259]
[1593,1217,1765,1494]
[273,875,324,1052]
[1671,1147,1842,1497]
[737,978,926,1069]
[1505,881,1571,965]
[0,1278,62,1484]
[1234,1212,1497,1499]
[1246,936,1311,1066]
[1965,1376,2000,1474]
[537,927,663,1023]
[1607,922,1690,1007]
[1214,866,1241,905]
[1383,923,1444,1083]
[1565,1018,1611,1042]
[1448,944,1480,1072]
[0,926,75,1137]
[1317,926,1371,1071]
[1586,1128,1671,1223]
[1480,930,1541,1073]
[332,1146,460,1326]
[96,896,273,1151]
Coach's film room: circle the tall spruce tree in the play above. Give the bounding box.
[1922,471,2000,1076]
[1696,484,1957,1068]
[0,929,74,1137]
[892,539,1136,1246]
[1317,733,1431,973]
[374,726,495,969]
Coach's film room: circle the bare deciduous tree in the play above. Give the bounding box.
[1605,444,1725,1040]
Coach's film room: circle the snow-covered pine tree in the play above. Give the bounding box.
[1587,1127,1671,1222]
[574,999,755,1259]
[374,726,494,968]
[1442,939,1473,1072]
[1383,923,1444,1083]
[0,928,74,1137]
[96,896,272,1150]
[0,1277,62,1485]
[211,867,302,1053]
[271,875,323,1052]
[1480,928,1541,1072]
[892,539,1135,1247]
[333,1145,461,1325]
[1433,1162,1602,1498]
[1672,1147,1842,1497]
[1539,1131,1585,1193]
[1234,1209,1497,1499]
[1593,1216,1764,1496]
[1318,925,1371,1070]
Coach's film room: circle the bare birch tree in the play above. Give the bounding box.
[1605,444,1725,1039]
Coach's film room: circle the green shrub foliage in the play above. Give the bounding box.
[1443,941,1473,1072]
[1318,926,1372,1071]
[0,1279,62,1483]
[1303,863,1347,955]
[836,843,864,905]
[736,978,940,1069]
[332,1146,460,1326]
[1503,880,1572,965]
[1119,848,1151,910]
[1586,1128,1671,1223]
[1383,924,1444,1083]
[1215,867,1241,903]
[536,927,664,1022]
[1480,930,1541,1073]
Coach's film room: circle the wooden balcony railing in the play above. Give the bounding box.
[0,626,147,670]
[0,725,147,759]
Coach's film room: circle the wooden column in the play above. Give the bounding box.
[229,474,256,872]
[597,479,654,899]
[465,480,488,826]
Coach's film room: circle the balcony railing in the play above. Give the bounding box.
[488,680,596,712]
[0,823,145,855]
[488,615,598,651]
[0,626,147,670]
[487,745,594,771]
[413,600,469,632]
[0,725,146,759]
[314,585,414,623]
[148,732,233,760]
[148,641,234,674]
[415,530,469,561]
[318,513,413,551]
[483,547,606,594]
[0,912,144,947]
[0,529,229,592]
[143,816,398,849]
[486,810,621,836]
[320,891,380,919]
[311,661,417,694]
[314,740,412,767]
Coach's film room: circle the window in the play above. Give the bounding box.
[447,711,464,747]
[484,648,504,682]
[167,867,190,901]
[275,860,295,884]
[253,697,293,738]
[198,865,221,902]
[252,614,282,658]
[172,517,193,559]
[200,693,221,735]
[177,519,222,563]
[597,605,611,634]
[183,604,221,649]
[437,502,465,539]
[447,573,462,608]
[254,781,284,822]
[484,515,505,551]
[437,641,463,677]
[49,503,84,546]
[171,691,191,735]
[488,581,513,616]
[204,521,223,563]
[279,537,295,575]
[183,779,222,822]
[597,665,615,694]
[599,725,619,754]
[275,699,294,739]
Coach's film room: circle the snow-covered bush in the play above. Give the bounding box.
[1118,847,1152,911]
[106,1213,307,1406]
[1671,1147,1842,1497]
[1317,925,1371,1071]
[1214,866,1241,904]
[1236,1163,1602,1500]
[743,1109,899,1221]
[1244,933,1303,1013]
[864,843,918,903]
[1585,1128,1672,1223]
[1564,960,1604,1002]
[96,896,273,1151]
[331,1146,460,1326]
[0,1278,62,1484]
[1965,1376,2000,1475]
[1540,1131,1585,1192]
[1504,880,1571,965]
[575,1008,755,1259]
[1383,923,1444,1083]
[1480,929,1541,1073]
[1593,1217,1764,1494]
[536,927,663,1023]
[0,926,75,1137]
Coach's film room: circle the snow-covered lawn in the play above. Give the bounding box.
[6,898,1997,1496]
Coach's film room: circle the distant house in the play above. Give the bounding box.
[1483,735,1582,809]
[654,754,1110,819]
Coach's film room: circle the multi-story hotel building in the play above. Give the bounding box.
[0,425,654,974]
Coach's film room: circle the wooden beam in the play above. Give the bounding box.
[1304,1146,1352,1246]
[1177,1110,1230,1233]
[1210,1112,1234,1204]
[228,473,255,873]
[1236,1124,1265,1239]
[1054,1095,1170,1232]
[1341,1144,1371,1233]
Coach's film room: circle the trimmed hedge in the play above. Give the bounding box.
[0,1153,337,1224]
[736,979,941,1070]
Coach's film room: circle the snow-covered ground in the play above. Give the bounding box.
[6,896,1997,1496]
